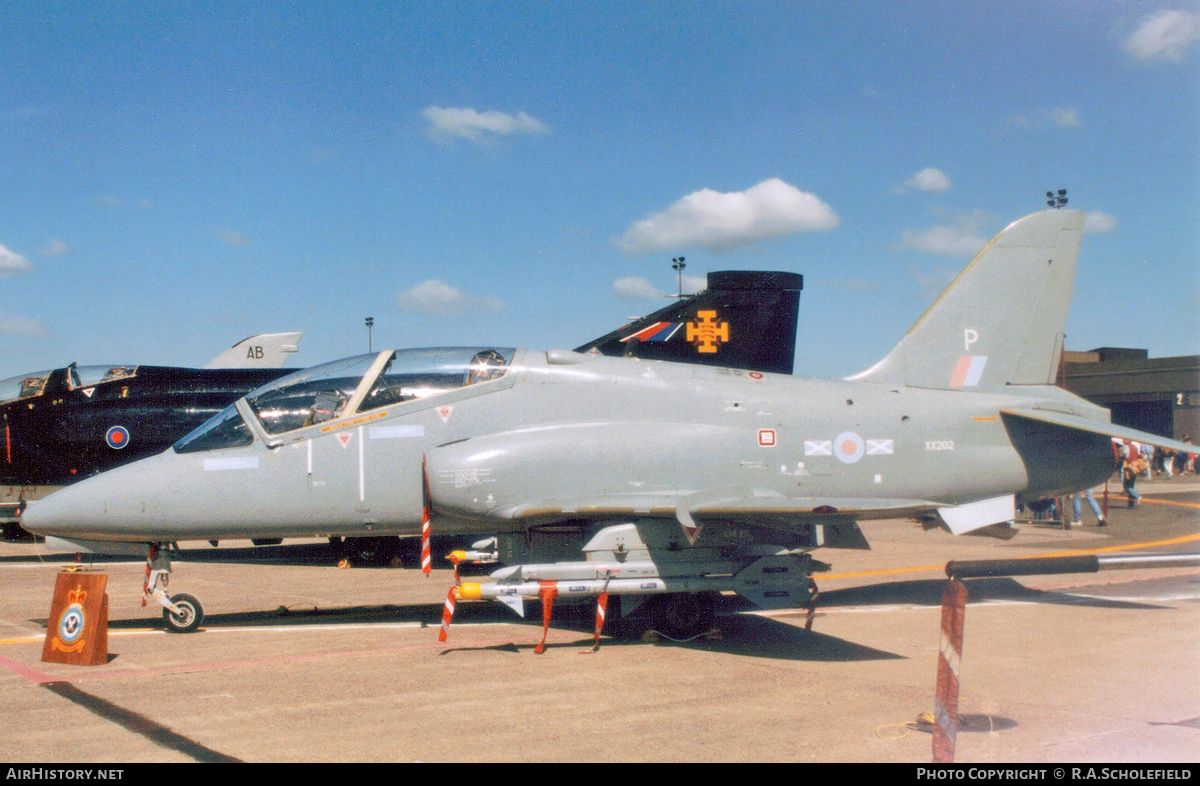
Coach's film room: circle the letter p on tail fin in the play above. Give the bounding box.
[849,210,1085,390]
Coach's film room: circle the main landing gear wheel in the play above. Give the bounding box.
[650,592,717,639]
[342,536,397,566]
[163,593,204,633]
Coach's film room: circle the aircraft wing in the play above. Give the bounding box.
[461,483,1027,539]
[999,407,1197,454]
[204,332,302,369]
[496,491,943,527]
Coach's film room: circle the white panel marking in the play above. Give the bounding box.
[203,457,259,472]
[369,425,425,439]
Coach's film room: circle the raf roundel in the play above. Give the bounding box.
[105,425,131,450]
[833,431,864,464]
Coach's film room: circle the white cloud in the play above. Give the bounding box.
[906,168,951,192]
[615,178,839,254]
[422,106,549,142]
[1084,211,1118,234]
[907,265,958,297]
[218,229,251,247]
[0,244,32,277]
[0,314,45,337]
[613,277,664,300]
[5,104,52,122]
[93,195,122,209]
[1048,107,1080,128]
[1125,10,1200,62]
[895,214,990,258]
[897,226,988,257]
[42,238,68,257]
[1003,106,1081,130]
[681,274,705,295]
[397,279,505,317]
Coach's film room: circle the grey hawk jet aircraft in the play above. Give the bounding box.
[24,209,1195,637]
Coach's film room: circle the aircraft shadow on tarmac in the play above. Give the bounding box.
[27,594,905,663]
[0,542,346,567]
[3,540,439,569]
[487,575,1177,660]
[434,609,907,662]
[811,577,1170,612]
[99,600,452,631]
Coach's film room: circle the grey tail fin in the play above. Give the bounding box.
[848,210,1084,390]
[204,332,303,369]
[576,271,803,375]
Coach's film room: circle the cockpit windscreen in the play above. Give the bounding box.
[360,347,512,411]
[0,371,51,404]
[247,347,515,436]
[171,348,515,452]
[174,404,253,454]
[247,353,379,435]
[71,365,137,389]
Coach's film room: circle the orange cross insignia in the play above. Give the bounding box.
[686,310,730,354]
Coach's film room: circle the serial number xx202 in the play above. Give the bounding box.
[925,440,955,451]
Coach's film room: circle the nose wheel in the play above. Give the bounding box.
[162,593,204,633]
[144,544,205,633]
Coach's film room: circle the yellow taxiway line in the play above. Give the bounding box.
[820,531,1200,582]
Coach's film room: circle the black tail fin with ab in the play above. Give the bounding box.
[575,271,803,375]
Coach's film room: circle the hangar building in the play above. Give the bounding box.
[1061,348,1200,442]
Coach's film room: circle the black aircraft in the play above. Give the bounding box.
[2,272,802,541]
[1,333,305,537]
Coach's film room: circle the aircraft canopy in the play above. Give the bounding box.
[0,364,140,405]
[174,347,514,453]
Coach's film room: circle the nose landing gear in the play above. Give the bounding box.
[144,544,205,633]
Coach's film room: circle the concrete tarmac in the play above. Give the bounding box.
[1,479,1197,763]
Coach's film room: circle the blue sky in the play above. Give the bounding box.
[2,1,1198,381]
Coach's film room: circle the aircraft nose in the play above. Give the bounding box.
[21,459,157,542]
[22,477,111,540]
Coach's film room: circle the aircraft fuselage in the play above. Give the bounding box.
[28,349,1114,544]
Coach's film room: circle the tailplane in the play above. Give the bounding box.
[850,210,1084,390]
[576,271,803,375]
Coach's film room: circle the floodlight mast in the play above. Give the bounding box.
[672,256,686,298]
[365,316,374,352]
[1046,188,1068,209]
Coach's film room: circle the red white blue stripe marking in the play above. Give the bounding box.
[950,355,988,387]
[620,322,682,343]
